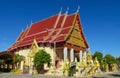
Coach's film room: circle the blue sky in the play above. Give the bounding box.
[0,0,120,57]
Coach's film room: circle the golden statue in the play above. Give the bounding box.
[80,58,87,66]
[94,57,100,67]
[94,57,101,74]
[62,58,70,76]
[105,64,109,72]
[86,48,94,76]
[79,58,87,77]
[49,63,54,73]
[111,63,118,72]
[87,48,92,61]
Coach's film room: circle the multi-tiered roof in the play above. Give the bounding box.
[8,9,89,52]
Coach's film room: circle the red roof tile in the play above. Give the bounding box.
[56,15,64,28]
[27,15,58,35]
[7,12,88,51]
[64,14,75,27]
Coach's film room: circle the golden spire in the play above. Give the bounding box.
[88,48,91,54]
[95,57,98,61]
[87,48,92,61]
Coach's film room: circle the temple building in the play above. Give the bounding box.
[7,8,89,70]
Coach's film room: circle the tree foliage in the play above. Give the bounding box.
[93,51,103,65]
[116,56,120,65]
[0,60,4,65]
[104,54,116,65]
[14,54,24,63]
[33,49,51,65]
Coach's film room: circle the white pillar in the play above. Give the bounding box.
[70,48,74,62]
[79,50,82,62]
[84,51,86,62]
[20,61,24,72]
[53,42,56,66]
[64,47,67,61]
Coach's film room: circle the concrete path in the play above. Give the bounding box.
[92,71,120,78]
[0,71,120,78]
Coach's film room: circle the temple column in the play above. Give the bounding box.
[84,51,86,61]
[64,47,67,61]
[79,50,82,62]
[70,48,74,62]
[20,61,24,72]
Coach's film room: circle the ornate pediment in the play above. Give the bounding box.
[28,39,39,58]
[66,19,86,48]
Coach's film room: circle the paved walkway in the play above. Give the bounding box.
[0,71,120,78]
[92,71,120,78]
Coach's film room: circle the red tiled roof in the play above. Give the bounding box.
[27,15,58,35]
[16,31,25,41]
[64,14,75,27]
[7,12,88,51]
[56,15,64,28]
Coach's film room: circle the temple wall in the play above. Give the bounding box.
[15,48,30,65]
[44,47,54,63]
[15,45,54,65]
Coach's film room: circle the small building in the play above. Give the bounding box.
[7,9,89,71]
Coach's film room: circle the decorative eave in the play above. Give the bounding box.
[76,14,89,48]
[64,10,89,48]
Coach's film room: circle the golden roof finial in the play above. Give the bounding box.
[21,28,24,32]
[26,24,29,28]
[31,20,33,25]
[59,7,62,14]
[77,5,80,13]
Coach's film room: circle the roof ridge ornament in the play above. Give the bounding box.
[26,24,29,28]
[77,5,80,13]
[59,7,62,14]
[31,20,33,25]
[21,28,24,32]
[65,7,69,14]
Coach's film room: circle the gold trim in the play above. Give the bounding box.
[64,12,78,40]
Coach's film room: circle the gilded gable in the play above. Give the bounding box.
[66,20,86,48]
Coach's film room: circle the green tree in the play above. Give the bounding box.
[0,60,4,65]
[116,56,120,68]
[14,54,24,63]
[33,49,51,73]
[13,54,24,69]
[104,54,116,65]
[93,51,103,65]
[33,49,51,65]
